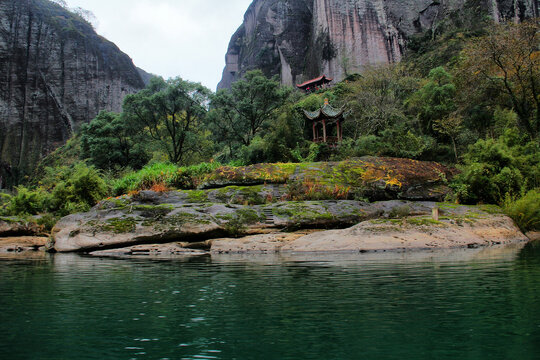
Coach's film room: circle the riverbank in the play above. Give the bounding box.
[46,199,531,256]
[0,157,535,257]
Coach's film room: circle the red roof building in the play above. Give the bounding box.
[296,75,333,93]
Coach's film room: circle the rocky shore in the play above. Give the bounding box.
[53,199,528,257]
[0,158,533,257]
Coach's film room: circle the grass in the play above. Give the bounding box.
[112,162,221,195]
[503,190,540,232]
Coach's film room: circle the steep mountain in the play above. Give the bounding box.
[0,0,145,184]
[218,0,538,89]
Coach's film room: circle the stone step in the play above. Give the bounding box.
[262,208,274,224]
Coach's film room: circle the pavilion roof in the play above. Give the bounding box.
[303,102,345,121]
[296,75,333,89]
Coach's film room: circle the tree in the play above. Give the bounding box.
[80,111,148,170]
[123,77,211,164]
[406,66,457,135]
[344,65,419,138]
[459,21,540,139]
[209,70,290,148]
[433,114,463,162]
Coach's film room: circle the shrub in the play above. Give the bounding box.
[112,163,179,195]
[0,193,11,215]
[112,162,222,195]
[3,186,50,215]
[50,163,109,215]
[503,190,540,232]
[169,162,221,189]
[453,134,538,204]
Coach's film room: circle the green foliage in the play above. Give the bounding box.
[379,126,435,159]
[503,190,540,232]
[112,163,179,195]
[453,131,539,204]
[0,163,108,217]
[332,127,435,160]
[343,65,419,137]
[292,143,320,163]
[2,186,50,216]
[50,163,109,215]
[123,77,211,164]
[170,162,222,189]
[208,70,291,153]
[80,111,148,170]
[406,67,457,134]
[112,162,222,195]
[29,136,83,185]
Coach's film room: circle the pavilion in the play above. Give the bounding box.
[303,98,345,145]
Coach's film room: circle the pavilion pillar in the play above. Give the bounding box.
[312,122,316,141]
[337,121,341,142]
[322,119,327,143]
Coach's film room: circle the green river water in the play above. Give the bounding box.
[1,244,539,360]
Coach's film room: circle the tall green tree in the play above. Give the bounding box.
[406,66,457,135]
[123,77,211,164]
[80,111,148,170]
[209,70,291,148]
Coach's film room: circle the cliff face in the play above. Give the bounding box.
[0,0,145,182]
[218,0,538,89]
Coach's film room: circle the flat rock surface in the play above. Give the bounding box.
[91,243,208,258]
[280,215,528,253]
[211,230,320,254]
[0,236,49,253]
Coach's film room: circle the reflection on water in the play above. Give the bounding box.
[0,244,539,360]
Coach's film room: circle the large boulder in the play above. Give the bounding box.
[198,157,457,202]
[280,205,528,252]
[51,185,527,255]
[51,188,429,253]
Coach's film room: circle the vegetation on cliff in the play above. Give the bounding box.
[1,19,538,233]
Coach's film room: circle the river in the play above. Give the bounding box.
[1,244,539,360]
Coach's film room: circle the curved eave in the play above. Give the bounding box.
[321,104,345,118]
[303,105,345,121]
[296,75,333,88]
[303,109,322,120]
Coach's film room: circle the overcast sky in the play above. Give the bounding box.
[63,0,252,90]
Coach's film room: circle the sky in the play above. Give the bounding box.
[63,0,253,90]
